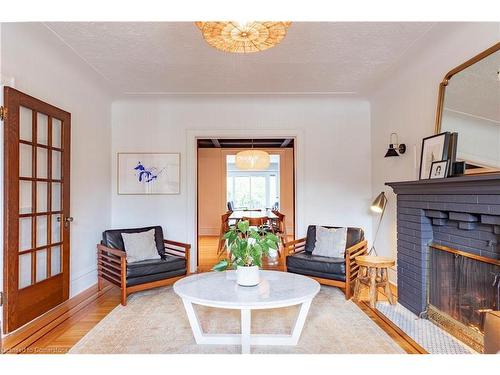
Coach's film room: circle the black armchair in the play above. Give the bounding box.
[284,225,367,299]
[97,226,190,306]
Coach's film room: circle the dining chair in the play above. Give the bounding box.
[217,211,232,257]
[271,210,288,246]
[242,216,269,228]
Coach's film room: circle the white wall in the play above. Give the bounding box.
[111,96,373,270]
[370,22,500,283]
[0,22,113,330]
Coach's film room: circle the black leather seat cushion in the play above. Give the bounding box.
[286,252,346,281]
[127,255,185,278]
[304,226,364,254]
[102,226,166,258]
[126,255,186,286]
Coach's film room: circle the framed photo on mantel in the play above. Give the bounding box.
[419,132,451,180]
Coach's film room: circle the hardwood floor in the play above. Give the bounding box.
[10,243,423,354]
[20,286,122,354]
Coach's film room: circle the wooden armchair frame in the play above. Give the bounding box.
[97,239,191,306]
[283,238,368,299]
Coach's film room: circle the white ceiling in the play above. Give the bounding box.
[45,22,436,95]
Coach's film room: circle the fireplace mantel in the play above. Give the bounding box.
[385,172,500,326]
[386,174,500,195]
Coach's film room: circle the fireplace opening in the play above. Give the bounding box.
[428,244,500,351]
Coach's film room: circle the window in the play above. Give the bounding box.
[226,155,280,210]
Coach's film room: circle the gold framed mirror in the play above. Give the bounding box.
[435,42,500,175]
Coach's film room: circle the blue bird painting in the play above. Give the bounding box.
[134,162,165,183]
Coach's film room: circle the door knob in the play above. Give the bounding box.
[57,216,74,227]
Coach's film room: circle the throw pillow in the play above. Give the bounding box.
[312,226,347,258]
[121,229,161,263]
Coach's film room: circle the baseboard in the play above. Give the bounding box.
[1,283,112,353]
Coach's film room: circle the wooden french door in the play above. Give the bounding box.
[3,87,71,333]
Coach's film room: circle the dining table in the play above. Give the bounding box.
[229,209,278,220]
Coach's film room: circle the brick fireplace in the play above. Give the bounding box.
[387,175,500,351]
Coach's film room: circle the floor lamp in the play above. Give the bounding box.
[370,192,388,255]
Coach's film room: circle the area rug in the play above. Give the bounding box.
[69,286,405,354]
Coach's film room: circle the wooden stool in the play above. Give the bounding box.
[353,256,396,308]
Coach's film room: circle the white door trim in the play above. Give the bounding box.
[186,129,304,272]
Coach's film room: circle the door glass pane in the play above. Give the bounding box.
[19,217,32,251]
[52,214,61,243]
[37,147,48,179]
[51,183,61,211]
[52,150,62,180]
[19,143,32,178]
[36,249,47,282]
[36,215,48,247]
[19,253,32,288]
[20,107,32,142]
[51,246,61,276]
[52,118,62,148]
[20,181,32,214]
[37,113,49,145]
[36,182,48,212]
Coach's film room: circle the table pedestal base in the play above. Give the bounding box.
[181,299,313,354]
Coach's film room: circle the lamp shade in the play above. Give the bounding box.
[384,144,399,157]
[371,192,387,213]
[235,150,270,170]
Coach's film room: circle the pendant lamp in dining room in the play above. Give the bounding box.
[235,149,270,170]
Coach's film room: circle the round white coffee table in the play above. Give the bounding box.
[173,270,320,354]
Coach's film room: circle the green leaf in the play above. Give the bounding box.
[266,233,280,243]
[212,259,229,271]
[266,239,278,250]
[237,220,250,234]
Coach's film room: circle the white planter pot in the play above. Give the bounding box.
[236,265,260,287]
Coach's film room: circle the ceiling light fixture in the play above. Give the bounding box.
[235,140,270,170]
[195,22,291,53]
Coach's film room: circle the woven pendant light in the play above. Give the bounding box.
[195,22,291,53]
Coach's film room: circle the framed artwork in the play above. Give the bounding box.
[429,160,449,179]
[419,132,450,179]
[117,153,180,195]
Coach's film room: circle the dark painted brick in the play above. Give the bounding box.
[477,224,494,233]
[432,218,448,226]
[404,201,429,209]
[428,202,446,210]
[449,212,479,222]
[449,235,471,247]
[469,238,496,251]
[398,207,426,216]
[481,215,500,225]
[398,213,431,224]
[495,226,500,235]
[458,222,477,230]
[424,210,448,218]
[444,203,490,214]
[434,232,451,242]
[478,195,500,204]
[478,230,499,241]
[488,205,500,215]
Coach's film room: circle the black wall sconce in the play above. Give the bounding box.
[384,132,406,157]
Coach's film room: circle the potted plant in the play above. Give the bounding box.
[212,220,280,286]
